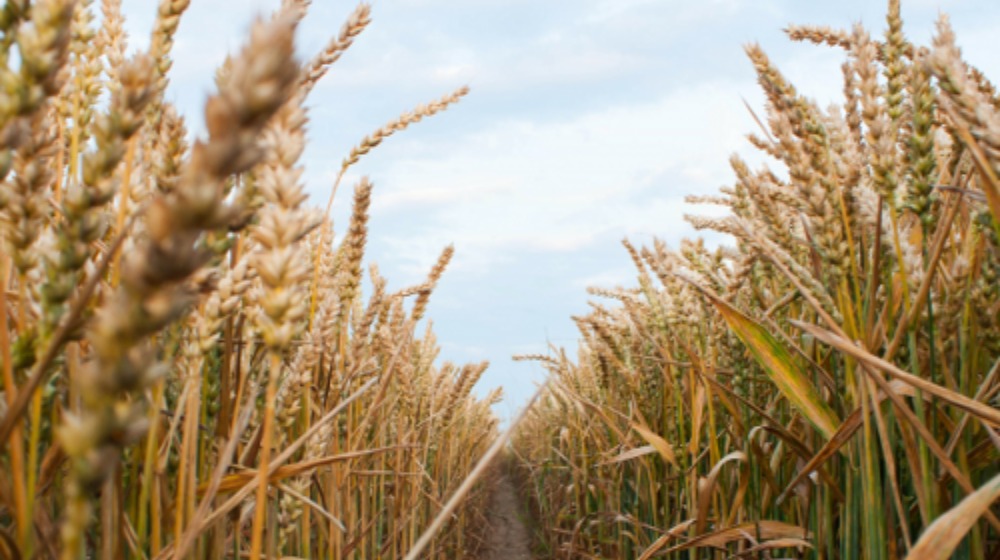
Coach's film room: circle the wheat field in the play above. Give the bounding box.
[512,2,1000,559]
[0,1,499,558]
[1,1,999,559]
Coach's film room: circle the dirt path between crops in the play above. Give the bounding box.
[483,472,533,559]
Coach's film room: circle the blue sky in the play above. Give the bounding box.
[120,0,1000,419]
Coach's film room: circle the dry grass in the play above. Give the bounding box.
[513,4,1000,559]
[0,1,498,558]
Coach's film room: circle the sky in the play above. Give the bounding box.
[119,0,1000,419]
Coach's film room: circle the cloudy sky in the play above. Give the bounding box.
[120,0,1000,418]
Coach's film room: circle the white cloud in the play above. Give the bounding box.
[373,184,509,211]
[571,269,635,291]
[362,80,757,280]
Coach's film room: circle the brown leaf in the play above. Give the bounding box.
[906,472,1000,560]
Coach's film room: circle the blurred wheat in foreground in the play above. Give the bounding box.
[513,2,1000,559]
[0,1,498,558]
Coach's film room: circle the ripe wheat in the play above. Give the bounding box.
[0,2,497,559]
[513,4,1000,559]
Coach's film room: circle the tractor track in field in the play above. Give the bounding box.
[483,472,533,559]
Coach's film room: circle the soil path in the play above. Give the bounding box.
[483,472,533,559]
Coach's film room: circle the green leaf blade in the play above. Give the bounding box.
[706,293,841,441]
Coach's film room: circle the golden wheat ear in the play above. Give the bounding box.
[57,12,300,557]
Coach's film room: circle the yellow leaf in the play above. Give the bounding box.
[598,445,657,467]
[662,520,809,554]
[631,422,678,468]
[697,287,841,440]
[906,472,1000,560]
